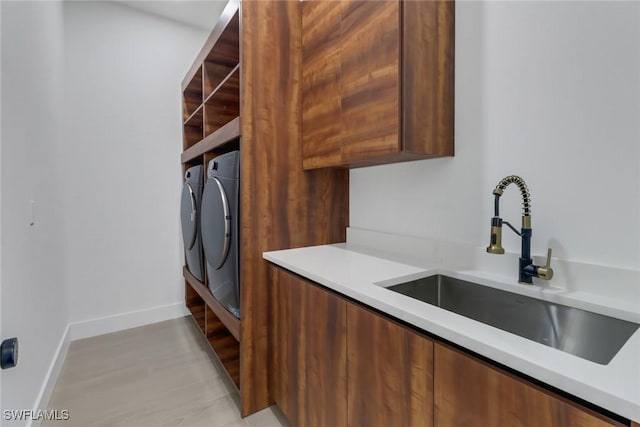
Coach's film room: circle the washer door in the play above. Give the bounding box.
[180,182,197,250]
[201,177,231,270]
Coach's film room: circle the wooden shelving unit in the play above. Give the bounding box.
[203,10,239,95]
[205,66,240,137]
[185,283,205,331]
[185,276,240,389]
[180,0,349,417]
[181,117,240,163]
[180,0,241,394]
[182,66,203,120]
[184,267,240,341]
[181,0,240,157]
[206,305,240,387]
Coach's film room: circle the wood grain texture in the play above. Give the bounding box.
[181,117,240,164]
[269,266,305,426]
[184,266,240,341]
[204,66,240,136]
[182,0,240,90]
[347,302,433,427]
[340,0,401,164]
[301,1,342,169]
[186,281,206,332]
[402,0,454,157]
[183,66,203,121]
[300,0,455,169]
[183,105,204,149]
[434,343,625,427]
[269,267,347,427]
[303,273,347,427]
[204,11,240,96]
[240,0,349,417]
[206,305,240,389]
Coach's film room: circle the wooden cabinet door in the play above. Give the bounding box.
[434,343,624,427]
[301,1,342,170]
[347,303,434,427]
[269,267,347,427]
[269,266,305,425]
[302,0,401,169]
[304,278,348,427]
[302,0,454,169]
[339,0,401,165]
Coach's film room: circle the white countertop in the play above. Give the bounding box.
[263,243,640,423]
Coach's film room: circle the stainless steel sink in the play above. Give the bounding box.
[387,275,639,364]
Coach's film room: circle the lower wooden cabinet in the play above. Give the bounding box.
[269,267,347,427]
[270,266,433,427]
[348,303,433,427]
[269,266,627,427]
[434,343,624,427]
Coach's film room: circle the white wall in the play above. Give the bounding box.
[351,1,640,270]
[1,0,4,413]
[1,0,213,419]
[1,0,67,420]
[62,2,208,324]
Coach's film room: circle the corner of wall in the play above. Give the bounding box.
[27,325,70,427]
[68,303,189,341]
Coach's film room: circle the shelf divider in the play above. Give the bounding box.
[183,266,241,341]
[183,103,204,125]
[204,63,240,104]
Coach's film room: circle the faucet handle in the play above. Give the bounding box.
[537,248,554,280]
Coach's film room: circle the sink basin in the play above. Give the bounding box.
[387,275,639,364]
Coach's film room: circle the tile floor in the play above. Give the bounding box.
[43,317,291,427]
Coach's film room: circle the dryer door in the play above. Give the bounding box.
[201,177,232,270]
[180,182,198,250]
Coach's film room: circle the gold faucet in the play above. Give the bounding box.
[486,175,553,284]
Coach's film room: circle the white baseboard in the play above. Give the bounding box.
[28,303,189,427]
[28,325,71,427]
[68,303,189,341]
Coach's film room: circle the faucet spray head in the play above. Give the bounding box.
[486,217,505,254]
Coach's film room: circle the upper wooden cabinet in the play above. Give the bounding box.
[302,0,455,169]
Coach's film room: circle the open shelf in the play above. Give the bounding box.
[205,66,240,137]
[185,278,240,390]
[182,155,204,172]
[204,11,239,97]
[183,66,203,121]
[206,306,240,389]
[183,266,240,341]
[181,117,241,164]
[186,282,206,332]
[183,106,204,149]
